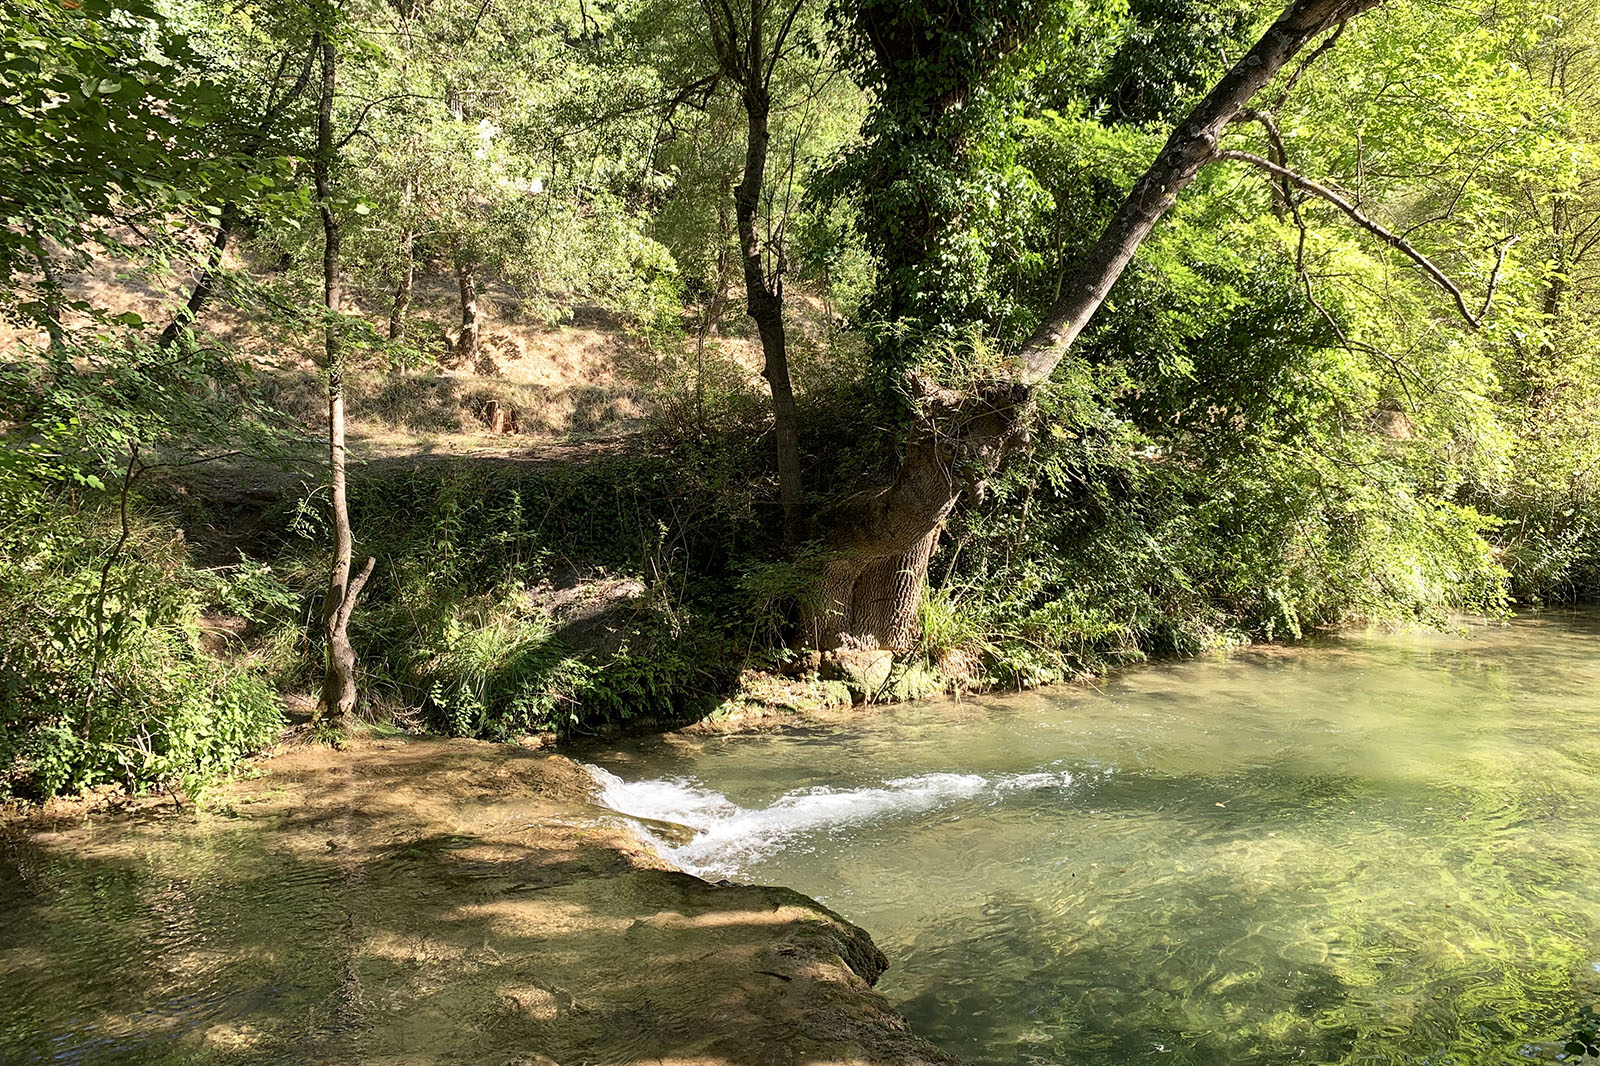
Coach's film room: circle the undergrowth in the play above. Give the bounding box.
[258,438,769,740]
[0,497,286,800]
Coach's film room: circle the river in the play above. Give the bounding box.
[4,613,1599,1065]
[588,612,1600,1065]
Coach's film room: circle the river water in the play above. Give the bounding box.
[588,613,1600,1066]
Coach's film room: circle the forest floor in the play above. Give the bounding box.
[7,734,961,1066]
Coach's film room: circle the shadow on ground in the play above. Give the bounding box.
[0,738,959,1066]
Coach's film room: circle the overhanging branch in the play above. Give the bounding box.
[1011,0,1384,386]
[1232,108,1292,215]
[1215,149,1513,327]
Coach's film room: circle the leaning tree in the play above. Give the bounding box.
[804,0,1508,652]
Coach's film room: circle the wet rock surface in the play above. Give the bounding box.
[821,649,896,702]
[2,736,962,1066]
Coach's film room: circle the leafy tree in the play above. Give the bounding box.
[803,0,1548,653]
[307,2,376,724]
[0,0,278,332]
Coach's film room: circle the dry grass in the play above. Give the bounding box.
[2,246,849,450]
[260,366,646,441]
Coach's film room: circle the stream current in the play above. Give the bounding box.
[588,613,1600,1066]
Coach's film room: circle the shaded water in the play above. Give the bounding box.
[589,613,1600,1066]
[0,817,357,1064]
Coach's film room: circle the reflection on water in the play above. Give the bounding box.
[590,612,1600,1066]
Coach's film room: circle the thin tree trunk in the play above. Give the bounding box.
[710,203,733,340]
[31,237,66,353]
[1523,260,1567,410]
[725,8,805,549]
[693,211,733,429]
[389,228,415,342]
[314,30,374,725]
[159,46,316,346]
[455,259,479,365]
[159,209,233,348]
[389,175,415,341]
[1537,244,1567,364]
[810,0,1382,652]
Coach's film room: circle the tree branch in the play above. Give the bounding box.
[764,1,806,91]
[253,44,319,152]
[1231,108,1292,214]
[1012,0,1383,385]
[335,555,376,633]
[1215,148,1509,328]
[334,93,433,151]
[1272,19,1345,109]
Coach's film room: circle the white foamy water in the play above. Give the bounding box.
[587,765,1075,876]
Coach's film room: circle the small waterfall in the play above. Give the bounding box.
[587,765,1075,876]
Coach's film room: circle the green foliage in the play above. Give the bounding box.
[1565,1006,1600,1059]
[242,0,694,358]
[0,495,285,800]
[0,0,303,329]
[257,439,770,739]
[0,272,291,800]
[821,0,1593,668]
[1087,0,1259,125]
[925,241,1510,679]
[6,0,1600,802]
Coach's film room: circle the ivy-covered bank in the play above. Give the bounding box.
[2,401,1586,802]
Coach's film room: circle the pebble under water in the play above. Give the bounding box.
[588,613,1600,1066]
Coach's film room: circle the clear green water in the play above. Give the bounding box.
[589,613,1600,1066]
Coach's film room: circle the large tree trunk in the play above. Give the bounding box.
[715,0,807,549]
[811,0,1381,652]
[314,31,374,725]
[454,259,480,366]
[806,386,1021,649]
[811,528,939,651]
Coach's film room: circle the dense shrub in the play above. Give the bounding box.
[0,500,285,799]
[0,335,292,800]
[260,437,768,739]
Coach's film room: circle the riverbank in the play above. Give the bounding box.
[2,734,963,1066]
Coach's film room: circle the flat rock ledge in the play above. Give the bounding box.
[11,735,966,1066]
